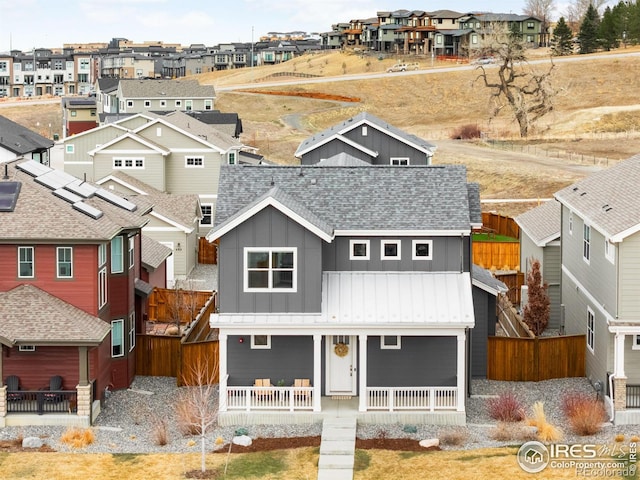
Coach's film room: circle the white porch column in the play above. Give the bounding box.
[219,333,228,412]
[456,333,466,412]
[614,333,626,378]
[359,334,368,412]
[313,334,322,412]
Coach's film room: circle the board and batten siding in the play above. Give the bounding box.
[218,206,323,314]
[471,285,495,378]
[341,126,430,165]
[226,335,313,386]
[561,270,610,387]
[561,206,617,315]
[618,232,640,320]
[300,140,372,165]
[322,236,470,272]
[366,336,457,386]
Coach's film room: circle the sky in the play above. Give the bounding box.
[0,0,611,52]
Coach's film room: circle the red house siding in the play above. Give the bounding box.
[66,120,98,136]
[3,346,80,391]
[0,244,99,316]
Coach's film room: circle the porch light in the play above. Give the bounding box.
[238,337,244,343]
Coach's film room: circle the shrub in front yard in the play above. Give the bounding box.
[450,124,482,140]
[561,393,607,436]
[60,427,95,448]
[529,401,562,442]
[490,422,537,442]
[487,392,525,422]
[439,428,469,446]
[151,417,168,446]
[176,398,202,435]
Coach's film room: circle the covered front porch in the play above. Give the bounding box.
[607,327,640,424]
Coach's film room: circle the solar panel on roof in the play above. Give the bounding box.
[16,160,51,177]
[35,170,77,190]
[65,179,97,198]
[72,202,103,219]
[0,181,21,212]
[53,188,82,204]
[95,188,137,212]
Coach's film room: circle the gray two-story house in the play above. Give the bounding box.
[294,112,436,166]
[207,163,485,425]
[555,155,640,424]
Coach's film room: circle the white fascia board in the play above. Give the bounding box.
[214,323,467,337]
[207,197,334,243]
[536,233,561,247]
[64,161,94,165]
[149,211,193,233]
[556,200,613,243]
[610,224,640,243]
[199,194,218,199]
[88,133,170,156]
[340,118,434,155]
[295,133,377,158]
[134,118,226,154]
[334,229,470,236]
[471,278,506,296]
[95,175,149,195]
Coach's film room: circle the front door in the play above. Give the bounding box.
[326,335,357,395]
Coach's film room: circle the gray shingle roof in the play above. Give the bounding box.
[119,79,215,99]
[212,164,478,235]
[515,200,560,247]
[318,153,371,166]
[294,112,436,157]
[0,284,110,346]
[151,111,241,151]
[0,160,150,241]
[472,265,508,295]
[554,155,640,241]
[141,235,172,270]
[0,115,54,156]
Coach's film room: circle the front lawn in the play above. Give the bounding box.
[472,233,519,242]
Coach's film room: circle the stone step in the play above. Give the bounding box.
[318,454,355,470]
[317,468,353,480]
[321,428,356,441]
[319,439,355,455]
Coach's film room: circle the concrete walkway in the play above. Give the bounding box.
[317,400,358,480]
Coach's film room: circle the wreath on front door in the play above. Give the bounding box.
[334,342,349,357]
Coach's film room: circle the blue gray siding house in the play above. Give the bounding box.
[294,112,436,166]
[208,164,481,425]
[555,155,640,424]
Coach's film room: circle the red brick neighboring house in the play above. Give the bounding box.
[0,158,151,426]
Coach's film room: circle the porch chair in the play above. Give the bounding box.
[294,378,311,401]
[5,375,23,401]
[253,378,273,400]
[43,375,64,402]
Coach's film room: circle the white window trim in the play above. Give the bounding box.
[98,243,107,267]
[200,203,213,227]
[18,246,34,278]
[228,152,236,165]
[66,144,74,154]
[587,307,595,353]
[583,224,591,264]
[350,240,370,260]
[251,335,271,349]
[129,312,136,352]
[56,246,73,278]
[605,239,615,264]
[175,100,182,107]
[633,335,640,351]
[568,211,573,235]
[159,100,166,107]
[390,157,409,166]
[412,240,433,260]
[144,100,151,107]
[362,125,368,136]
[113,157,144,169]
[111,236,124,273]
[244,247,297,293]
[381,336,401,349]
[185,156,204,168]
[128,236,135,269]
[18,345,36,352]
[98,266,107,309]
[381,239,401,260]
[111,319,125,358]
[126,100,133,108]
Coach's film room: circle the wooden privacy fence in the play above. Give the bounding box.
[495,272,525,306]
[198,237,217,264]
[497,293,533,338]
[482,212,520,239]
[135,336,219,387]
[487,335,586,381]
[472,241,520,271]
[147,288,213,324]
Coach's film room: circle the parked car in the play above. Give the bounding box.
[472,56,496,65]
[386,62,419,73]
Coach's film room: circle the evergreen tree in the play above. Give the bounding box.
[599,6,620,50]
[578,3,601,53]
[551,17,574,55]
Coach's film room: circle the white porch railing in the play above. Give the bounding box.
[366,387,458,411]
[226,386,314,411]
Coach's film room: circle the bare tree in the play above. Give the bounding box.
[564,0,608,31]
[475,23,557,137]
[524,0,556,46]
[523,258,550,335]
[166,279,200,333]
[176,356,219,475]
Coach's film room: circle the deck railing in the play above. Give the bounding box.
[626,384,640,408]
[366,387,458,411]
[226,386,314,411]
[6,390,78,415]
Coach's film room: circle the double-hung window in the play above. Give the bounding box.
[111,236,123,273]
[18,246,34,278]
[128,237,135,269]
[98,243,107,309]
[586,308,595,353]
[57,246,73,278]
[129,313,136,352]
[200,204,213,226]
[244,248,296,292]
[583,224,591,263]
